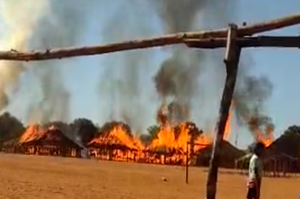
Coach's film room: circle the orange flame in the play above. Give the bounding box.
[88,125,144,151]
[223,109,232,141]
[256,129,274,147]
[19,124,45,144]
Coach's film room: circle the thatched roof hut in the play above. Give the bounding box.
[20,126,82,150]
[264,153,300,175]
[19,124,45,144]
[235,132,300,176]
[87,135,133,151]
[19,125,82,157]
[195,140,246,168]
[265,132,300,158]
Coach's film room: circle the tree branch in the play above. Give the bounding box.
[0,13,300,61]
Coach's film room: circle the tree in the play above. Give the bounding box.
[147,125,160,140]
[283,125,300,137]
[0,112,25,143]
[69,118,98,146]
[139,125,160,146]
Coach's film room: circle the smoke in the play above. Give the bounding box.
[233,73,274,139]
[24,0,95,123]
[153,0,274,140]
[0,1,47,111]
[0,0,96,123]
[152,0,206,125]
[98,1,159,133]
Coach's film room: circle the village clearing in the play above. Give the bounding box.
[0,154,299,199]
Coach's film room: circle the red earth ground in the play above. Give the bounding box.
[0,153,299,199]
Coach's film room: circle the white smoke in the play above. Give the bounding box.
[0,0,97,124]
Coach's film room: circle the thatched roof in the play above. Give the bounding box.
[265,152,299,162]
[146,145,184,155]
[20,126,82,149]
[19,124,45,144]
[265,133,300,158]
[87,135,135,151]
[195,140,246,168]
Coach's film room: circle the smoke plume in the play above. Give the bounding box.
[98,1,159,133]
[0,0,96,124]
[25,0,92,123]
[233,73,274,139]
[0,1,46,111]
[152,0,221,126]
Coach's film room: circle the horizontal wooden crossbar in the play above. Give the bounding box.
[0,13,300,61]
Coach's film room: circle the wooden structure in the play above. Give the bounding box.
[195,140,246,169]
[264,153,300,177]
[87,135,140,162]
[21,126,82,157]
[1,138,23,153]
[235,153,300,177]
[2,12,300,199]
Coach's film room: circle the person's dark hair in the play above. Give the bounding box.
[253,142,265,155]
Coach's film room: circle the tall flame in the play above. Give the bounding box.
[19,124,45,144]
[223,109,232,141]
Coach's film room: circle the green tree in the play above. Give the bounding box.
[139,125,160,146]
[0,112,25,144]
[69,118,98,146]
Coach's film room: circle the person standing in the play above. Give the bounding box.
[247,142,265,199]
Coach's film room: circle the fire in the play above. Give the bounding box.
[19,124,45,144]
[150,125,176,150]
[89,125,143,151]
[223,109,232,141]
[256,129,274,147]
[150,122,210,153]
[18,124,81,157]
[108,125,144,151]
[15,105,236,165]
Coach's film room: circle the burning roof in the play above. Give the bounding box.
[87,124,144,151]
[19,124,45,144]
[19,124,82,149]
[266,132,300,158]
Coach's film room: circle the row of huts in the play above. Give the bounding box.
[1,125,300,176]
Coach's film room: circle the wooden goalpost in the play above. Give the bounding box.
[1,12,300,199]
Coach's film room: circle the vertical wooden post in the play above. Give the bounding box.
[206,24,241,199]
[186,141,189,184]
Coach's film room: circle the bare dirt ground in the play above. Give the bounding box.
[0,153,299,199]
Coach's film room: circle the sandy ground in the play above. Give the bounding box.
[0,154,299,199]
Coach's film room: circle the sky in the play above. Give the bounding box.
[1,1,300,148]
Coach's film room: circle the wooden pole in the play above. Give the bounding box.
[0,13,300,61]
[206,24,241,199]
[185,141,189,184]
[184,36,300,49]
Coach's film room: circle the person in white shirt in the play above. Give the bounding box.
[247,142,265,199]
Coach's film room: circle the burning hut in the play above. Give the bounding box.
[263,153,299,177]
[263,132,300,176]
[19,125,82,157]
[196,140,246,168]
[146,122,209,165]
[235,132,300,176]
[87,123,144,162]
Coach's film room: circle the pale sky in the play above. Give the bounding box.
[1,1,300,149]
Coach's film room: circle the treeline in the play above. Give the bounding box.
[0,112,161,146]
[1,111,300,148]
